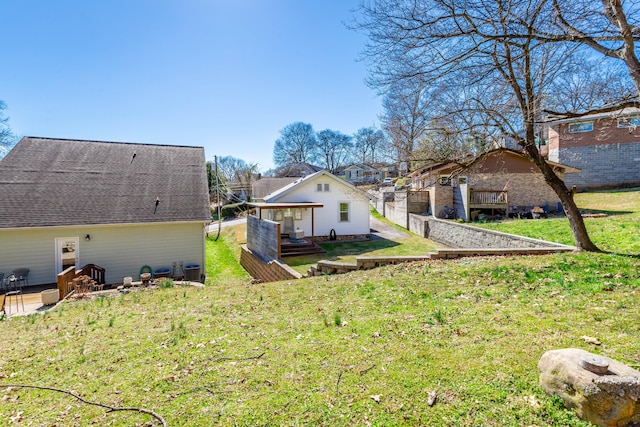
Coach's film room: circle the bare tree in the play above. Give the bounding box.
[552,0,640,96]
[353,126,387,164]
[381,78,433,168]
[316,129,352,173]
[0,100,17,159]
[209,156,258,203]
[356,0,599,251]
[272,122,318,169]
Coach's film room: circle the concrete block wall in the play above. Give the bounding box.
[549,118,640,190]
[409,214,573,249]
[240,245,302,283]
[550,142,640,190]
[384,202,407,228]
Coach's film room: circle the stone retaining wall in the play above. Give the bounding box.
[410,213,573,249]
[240,245,302,283]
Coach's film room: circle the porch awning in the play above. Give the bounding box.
[248,202,324,209]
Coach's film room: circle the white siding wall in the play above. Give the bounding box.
[0,222,206,286]
[275,178,370,236]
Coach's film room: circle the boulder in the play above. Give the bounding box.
[539,348,640,427]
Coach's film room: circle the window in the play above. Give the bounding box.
[438,175,452,186]
[618,116,640,128]
[339,202,349,222]
[294,209,302,220]
[274,210,283,221]
[316,182,330,192]
[568,121,593,133]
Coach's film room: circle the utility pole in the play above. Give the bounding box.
[214,155,222,241]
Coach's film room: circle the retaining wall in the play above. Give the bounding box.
[409,213,573,249]
[240,245,302,283]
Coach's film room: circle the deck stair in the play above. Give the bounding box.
[280,236,325,256]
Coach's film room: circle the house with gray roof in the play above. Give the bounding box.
[0,137,210,286]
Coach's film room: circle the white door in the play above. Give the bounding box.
[55,237,79,273]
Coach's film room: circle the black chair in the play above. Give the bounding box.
[12,268,29,287]
[5,273,24,313]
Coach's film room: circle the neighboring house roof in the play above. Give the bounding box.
[0,137,211,229]
[280,162,323,177]
[344,163,379,172]
[409,148,580,178]
[545,107,640,125]
[251,177,298,200]
[263,170,369,202]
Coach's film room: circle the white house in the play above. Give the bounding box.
[0,137,211,286]
[249,170,371,239]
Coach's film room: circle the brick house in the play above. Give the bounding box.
[547,107,640,190]
[408,148,579,220]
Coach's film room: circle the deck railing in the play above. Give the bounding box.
[56,264,106,300]
[470,190,508,206]
[56,266,76,300]
[79,264,105,285]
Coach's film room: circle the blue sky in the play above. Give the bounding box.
[0,1,381,172]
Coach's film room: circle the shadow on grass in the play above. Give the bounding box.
[602,250,640,259]
[580,209,634,216]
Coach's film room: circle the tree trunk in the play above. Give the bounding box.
[524,145,600,252]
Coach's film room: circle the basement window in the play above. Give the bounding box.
[618,116,640,128]
[568,121,593,133]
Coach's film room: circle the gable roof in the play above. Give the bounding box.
[264,170,369,202]
[0,137,211,229]
[409,148,580,178]
[251,177,298,199]
[343,163,379,172]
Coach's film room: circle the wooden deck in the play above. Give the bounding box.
[2,285,58,315]
[280,237,326,256]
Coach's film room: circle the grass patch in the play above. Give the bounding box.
[0,191,639,425]
[285,213,441,274]
[473,189,640,254]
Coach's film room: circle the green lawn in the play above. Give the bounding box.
[0,191,639,426]
[474,188,640,254]
[285,208,441,274]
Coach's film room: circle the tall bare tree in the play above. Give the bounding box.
[316,129,352,173]
[381,78,432,168]
[356,0,599,250]
[353,126,387,164]
[273,122,318,169]
[552,0,640,97]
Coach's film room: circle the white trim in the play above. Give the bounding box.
[55,236,79,274]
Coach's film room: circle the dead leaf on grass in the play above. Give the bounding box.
[370,394,382,403]
[581,335,602,345]
[427,391,437,406]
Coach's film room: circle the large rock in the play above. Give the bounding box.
[539,348,640,427]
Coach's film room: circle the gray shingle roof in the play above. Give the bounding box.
[0,137,211,228]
